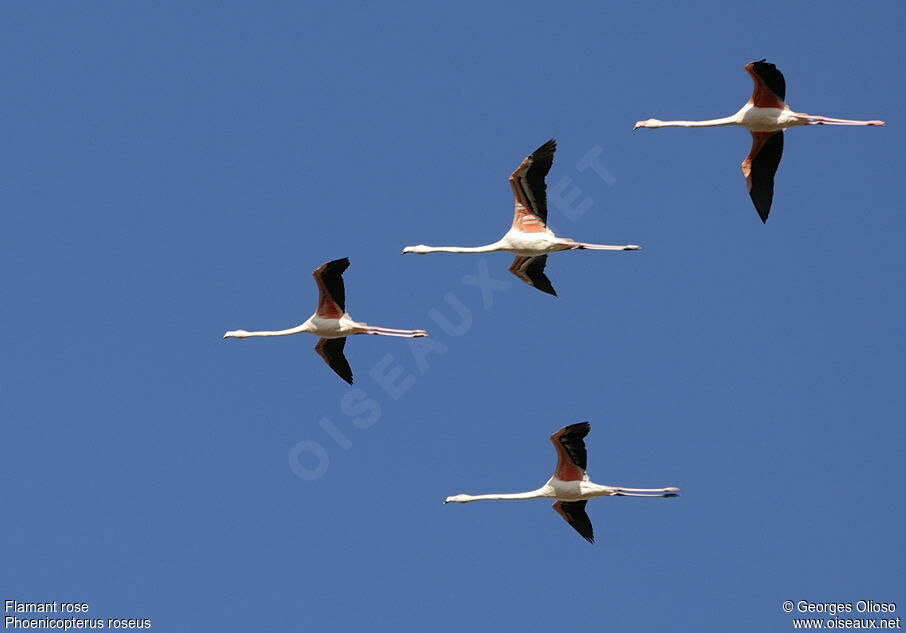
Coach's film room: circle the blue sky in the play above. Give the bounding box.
[2,2,904,631]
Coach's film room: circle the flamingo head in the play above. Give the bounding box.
[443,494,472,504]
[223,330,250,339]
[402,245,431,255]
[633,119,663,130]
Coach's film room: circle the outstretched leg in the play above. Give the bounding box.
[614,491,679,498]
[804,114,885,126]
[363,325,428,337]
[613,486,679,493]
[571,242,641,251]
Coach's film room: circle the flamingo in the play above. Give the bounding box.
[223,258,428,384]
[401,139,640,296]
[444,422,679,543]
[634,59,885,222]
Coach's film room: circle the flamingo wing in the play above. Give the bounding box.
[508,255,557,296]
[509,139,556,233]
[741,131,784,223]
[312,257,349,319]
[552,500,595,544]
[550,422,590,481]
[314,337,353,384]
[744,59,786,109]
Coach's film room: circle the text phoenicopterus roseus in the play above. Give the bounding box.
[223,258,427,384]
[634,59,885,222]
[444,422,679,543]
[402,139,639,296]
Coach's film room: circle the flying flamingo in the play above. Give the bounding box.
[223,258,428,384]
[634,59,885,222]
[402,139,640,296]
[444,422,679,543]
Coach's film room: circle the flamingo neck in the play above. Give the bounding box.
[453,488,550,502]
[404,241,506,254]
[642,115,740,128]
[224,323,312,338]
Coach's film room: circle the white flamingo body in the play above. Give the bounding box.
[402,139,639,296]
[549,478,594,501]
[634,59,884,222]
[303,313,400,339]
[223,258,427,384]
[308,314,353,338]
[543,479,625,502]
[738,104,804,132]
[501,229,560,256]
[444,422,679,543]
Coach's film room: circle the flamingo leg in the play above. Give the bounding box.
[570,242,641,251]
[804,114,885,126]
[368,325,425,333]
[613,491,679,498]
[363,326,428,338]
[613,486,679,493]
